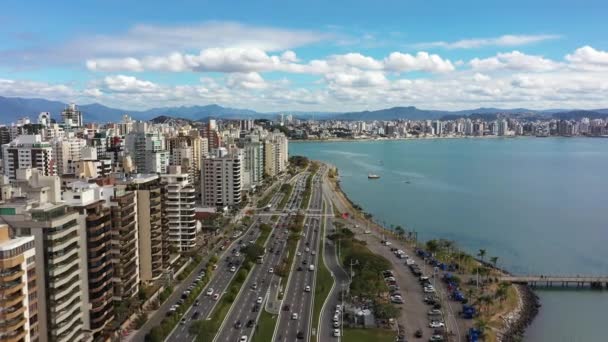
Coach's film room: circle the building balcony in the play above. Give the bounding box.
[0,292,23,309]
[0,282,23,297]
[0,328,26,342]
[0,305,25,321]
[53,309,83,338]
[0,269,24,283]
[0,317,26,334]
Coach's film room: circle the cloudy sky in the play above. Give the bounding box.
[1,0,608,111]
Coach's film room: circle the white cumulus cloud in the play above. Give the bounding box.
[416,34,560,49]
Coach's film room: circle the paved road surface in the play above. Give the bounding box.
[214,174,309,342]
[273,167,325,342]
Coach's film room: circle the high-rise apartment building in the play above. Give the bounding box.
[0,224,38,342]
[103,186,140,301]
[241,139,264,190]
[201,148,243,207]
[263,132,288,177]
[161,167,197,252]
[61,104,84,128]
[1,171,88,342]
[63,182,115,339]
[125,123,169,174]
[124,174,166,282]
[2,135,55,180]
[51,135,87,175]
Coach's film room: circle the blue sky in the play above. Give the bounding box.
[1,0,608,111]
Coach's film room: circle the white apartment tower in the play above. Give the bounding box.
[61,103,84,128]
[161,166,197,252]
[2,135,55,180]
[201,148,243,207]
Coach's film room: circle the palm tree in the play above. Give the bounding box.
[395,226,405,239]
[490,256,499,269]
[477,249,487,263]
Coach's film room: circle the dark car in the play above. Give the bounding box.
[283,304,291,311]
[414,329,423,338]
[297,331,304,339]
[234,320,242,329]
[192,311,200,320]
[297,266,303,271]
[302,259,307,265]
[246,320,255,328]
[252,304,260,312]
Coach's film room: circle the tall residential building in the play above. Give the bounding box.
[63,182,115,339]
[201,148,243,207]
[0,224,38,342]
[104,186,140,301]
[61,104,84,128]
[51,135,87,175]
[263,132,288,177]
[2,135,55,180]
[241,140,264,190]
[498,119,509,136]
[125,125,169,174]
[161,167,197,252]
[124,174,166,282]
[1,171,88,342]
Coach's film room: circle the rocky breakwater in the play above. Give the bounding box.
[500,284,540,341]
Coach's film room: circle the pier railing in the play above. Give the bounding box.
[501,275,608,288]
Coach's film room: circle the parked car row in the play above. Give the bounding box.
[382,270,404,304]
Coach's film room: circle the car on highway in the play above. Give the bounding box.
[213,293,220,300]
[429,321,445,328]
[246,319,255,328]
[333,321,340,328]
[430,335,444,341]
[297,266,303,271]
[234,320,242,329]
[283,304,291,311]
[304,285,311,292]
[297,331,304,339]
[206,288,214,296]
[180,318,187,325]
[251,283,257,290]
[239,336,248,342]
[256,296,263,304]
[268,267,274,273]
[291,313,299,320]
[333,329,341,337]
[230,266,237,272]
[297,251,302,256]
[333,315,339,322]
[311,250,316,255]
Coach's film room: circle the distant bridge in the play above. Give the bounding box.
[501,275,608,288]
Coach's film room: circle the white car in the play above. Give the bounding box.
[297,251,302,256]
[291,313,299,320]
[230,266,236,272]
[311,251,316,255]
[268,267,274,273]
[239,336,248,342]
[333,329,341,337]
[235,252,240,257]
[256,296,263,304]
[304,285,311,292]
[335,304,342,312]
[424,286,436,293]
[305,247,310,252]
[333,315,339,322]
[429,321,445,328]
[333,321,340,328]
[206,288,214,296]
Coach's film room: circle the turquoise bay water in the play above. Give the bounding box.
[291,138,608,342]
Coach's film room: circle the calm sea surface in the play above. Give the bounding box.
[291,137,608,342]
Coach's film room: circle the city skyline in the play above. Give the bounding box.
[2,0,608,111]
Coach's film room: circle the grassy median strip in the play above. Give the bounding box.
[190,224,274,341]
[300,174,313,209]
[251,310,277,342]
[312,204,333,335]
[277,183,294,210]
[343,328,395,342]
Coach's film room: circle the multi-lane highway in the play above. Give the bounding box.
[213,173,309,342]
[273,167,326,342]
[166,189,288,341]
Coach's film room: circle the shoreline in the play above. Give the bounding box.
[323,162,539,341]
[288,135,590,144]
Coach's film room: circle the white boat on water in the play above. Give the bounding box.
[368,173,380,179]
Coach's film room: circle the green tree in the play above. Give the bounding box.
[426,240,439,254]
[490,256,499,268]
[477,249,486,262]
[394,226,405,238]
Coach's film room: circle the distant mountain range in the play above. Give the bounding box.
[1,96,607,124]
